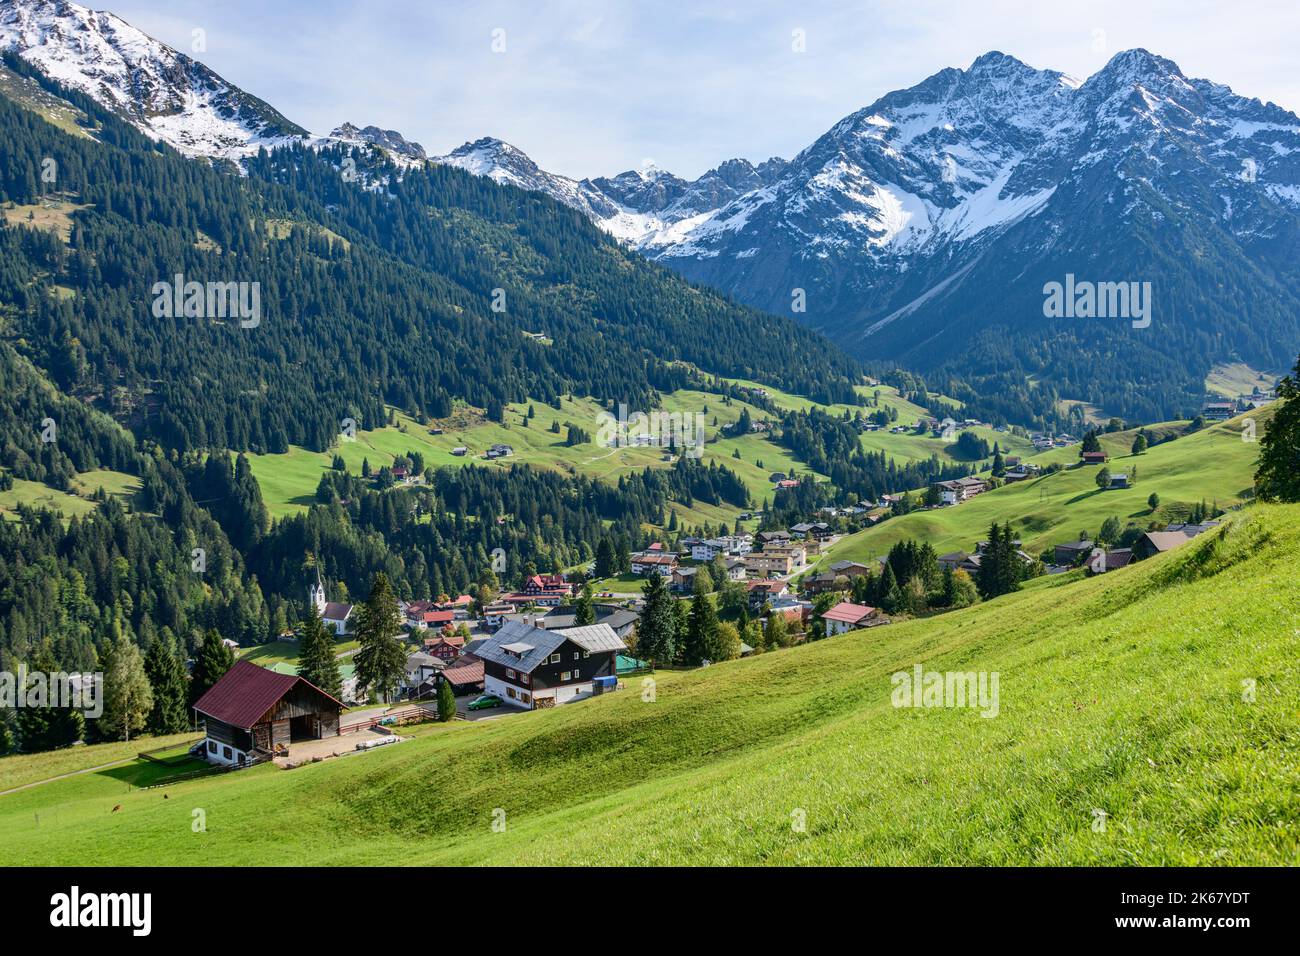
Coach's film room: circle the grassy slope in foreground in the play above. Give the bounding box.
[819,411,1263,565]
[2,503,1298,865]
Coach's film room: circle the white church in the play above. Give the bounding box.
[310,568,354,635]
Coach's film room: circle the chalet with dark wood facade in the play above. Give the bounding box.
[475,620,626,709]
[193,660,343,766]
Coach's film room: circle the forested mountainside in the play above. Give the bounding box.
[0,52,863,458]
[0,51,841,685]
[439,52,1300,428]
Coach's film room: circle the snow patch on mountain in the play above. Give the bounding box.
[0,0,307,160]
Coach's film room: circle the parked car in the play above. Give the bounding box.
[467,693,502,711]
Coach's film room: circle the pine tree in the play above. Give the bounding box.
[594,537,616,579]
[1256,354,1300,502]
[102,633,154,742]
[574,582,596,626]
[189,629,235,707]
[636,573,676,667]
[682,572,720,665]
[15,645,84,752]
[436,677,457,722]
[876,563,901,613]
[353,573,407,702]
[144,635,189,735]
[298,604,342,699]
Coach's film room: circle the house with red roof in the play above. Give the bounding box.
[403,600,455,629]
[193,660,343,766]
[822,602,880,636]
[423,633,465,662]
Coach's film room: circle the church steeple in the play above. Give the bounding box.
[310,566,327,614]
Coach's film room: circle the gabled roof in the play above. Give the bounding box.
[194,660,342,731]
[475,620,572,674]
[322,601,352,620]
[1056,539,1094,551]
[823,602,876,624]
[477,620,627,674]
[1141,530,1194,553]
[441,658,484,685]
[561,623,628,655]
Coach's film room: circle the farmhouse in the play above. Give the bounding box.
[822,602,880,635]
[1134,529,1204,560]
[1054,539,1095,566]
[1080,451,1108,465]
[476,620,627,709]
[1202,401,1236,421]
[194,660,343,766]
[631,551,678,576]
[403,600,454,629]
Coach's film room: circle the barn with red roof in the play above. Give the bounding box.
[194,659,343,766]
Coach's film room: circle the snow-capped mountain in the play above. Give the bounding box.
[431,137,789,244]
[651,47,1300,343]
[0,0,307,160]
[3,0,1297,418]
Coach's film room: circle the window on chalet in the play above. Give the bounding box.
[223,746,232,759]
[573,652,580,660]
[207,741,217,753]
[550,653,561,664]
[506,668,516,679]
[561,671,571,681]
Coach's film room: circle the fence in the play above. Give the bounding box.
[338,703,436,735]
[136,737,204,765]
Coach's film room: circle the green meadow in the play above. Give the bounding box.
[0,468,140,522]
[243,379,1037,533]
[2,502,1296,865]
[818,411,1265,567]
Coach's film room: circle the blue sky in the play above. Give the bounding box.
[110,0,1300,180]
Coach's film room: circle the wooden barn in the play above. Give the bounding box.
[194,660,343,766]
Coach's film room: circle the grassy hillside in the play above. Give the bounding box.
[0,468,139,522]
[244,393,831,526]
[244,377,1035,532]
[817,411,1265,566]
[3,501,1296,865]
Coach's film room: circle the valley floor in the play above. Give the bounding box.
[2,504,1297,866]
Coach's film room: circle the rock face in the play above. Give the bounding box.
[430,49,1300,418]
[0,0,308,159]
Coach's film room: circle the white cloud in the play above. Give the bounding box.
[108,0,1300,180]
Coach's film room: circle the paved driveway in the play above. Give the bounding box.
[456,693,526,722]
